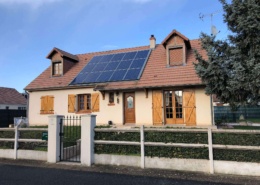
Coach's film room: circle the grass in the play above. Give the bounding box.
[233,126,260,130]
[246,118,260,123]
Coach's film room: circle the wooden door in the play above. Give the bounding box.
[152,90,163,125]
[124,92,135,124]
[183,90,196,126]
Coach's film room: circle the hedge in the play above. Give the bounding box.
[94,129,260,162]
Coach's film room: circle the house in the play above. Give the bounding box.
[0,87,27,110]
[25,30,212,126]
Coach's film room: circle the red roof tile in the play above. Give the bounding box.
[0,87,27,105]
[25,31,207,91]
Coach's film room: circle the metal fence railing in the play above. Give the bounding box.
[214,106,260,123]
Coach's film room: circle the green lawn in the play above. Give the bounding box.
[233,126,260,130]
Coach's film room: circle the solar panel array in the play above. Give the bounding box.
[70,49,151,85]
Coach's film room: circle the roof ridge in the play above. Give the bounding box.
[76,45,150,56]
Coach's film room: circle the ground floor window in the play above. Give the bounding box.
[153,90,196,125]
[164,90,183,119]
[78,94,91,112]
[108,92,115,105]
[68,93,100,113]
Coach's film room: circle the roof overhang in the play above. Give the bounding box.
[46,47,78,62]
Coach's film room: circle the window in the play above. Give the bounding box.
[68,93,100,113]
[127,96,134,108]
[53,62,62,76]
[165,91,173,119]
[175,91,183,118]
[18,107,26,110]
[40,95,54,114]
[167,46,184,66]
[164,90,183,119]
[108,92,114,105]
[78,94,91,112]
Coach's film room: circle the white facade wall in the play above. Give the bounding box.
[28,88,124,126]
[135,90,153,125]
[28,87,212,126]
[195,88,212,126]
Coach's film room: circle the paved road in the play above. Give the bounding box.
[0,159,259,185]
[0,163,230,185]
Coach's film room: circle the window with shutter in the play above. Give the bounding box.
[169,47,183,66]
[40,95,54,114]
[166,45,186,66]
[77,94,91,113]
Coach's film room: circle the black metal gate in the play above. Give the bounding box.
[59,116,81,162]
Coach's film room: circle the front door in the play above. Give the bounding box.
[124,92,136,124]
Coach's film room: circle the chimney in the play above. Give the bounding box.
[150,35,156,49]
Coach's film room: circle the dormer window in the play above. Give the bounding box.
[53,61,62,76]
[47,47,78,77]
[167,45,185,66]
[161,30,190,67]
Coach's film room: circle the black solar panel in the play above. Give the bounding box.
[70,49,151,85]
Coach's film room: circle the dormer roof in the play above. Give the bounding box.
[46,47,78,62]
[161,29,191,49]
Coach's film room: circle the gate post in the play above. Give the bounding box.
[81,114,96,166]
[48,115,63,163]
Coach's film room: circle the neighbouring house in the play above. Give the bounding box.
[0,87,27,110]
[25,30,212,127]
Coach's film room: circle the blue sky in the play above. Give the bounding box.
[0,0,229,92]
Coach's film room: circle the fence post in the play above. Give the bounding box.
[47,115,63,163]
[140,125,145,169]
[208,128,214,174]
[81,114,96,166]
[14,126,19,159]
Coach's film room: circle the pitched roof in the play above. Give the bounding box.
[0,87,27,105]
[25,30,207,91]
[96,39,205,91]
[25,46,150,91]
[46,47,78,62]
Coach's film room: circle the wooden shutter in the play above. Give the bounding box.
[91,93,100,112]
[68,94,76,113]
[40,95,54,114]
[183,90,196,126]
[169,47,183,66]
[152,90,163,125]
[40,96,46,114]
[47,96,54,114]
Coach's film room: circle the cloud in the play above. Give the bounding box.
[0,0,63,9]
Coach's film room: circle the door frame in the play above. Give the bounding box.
[123,92,136,124]
[163,90,184,124]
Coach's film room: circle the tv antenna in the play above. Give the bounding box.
[199,10,221,36]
